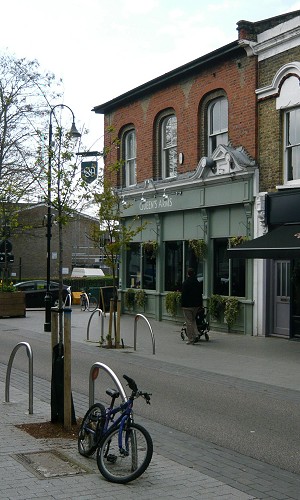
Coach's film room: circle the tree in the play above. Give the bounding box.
[0,51,63,281]
[0,51,62,200]
[91,178,145,346]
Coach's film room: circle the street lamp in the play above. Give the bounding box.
[44,104,81,332]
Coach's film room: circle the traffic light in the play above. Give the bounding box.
[0,253,14,263]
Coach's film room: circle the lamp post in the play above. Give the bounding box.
[44,104,81,333]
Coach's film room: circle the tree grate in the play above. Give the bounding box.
[13,449,91,479]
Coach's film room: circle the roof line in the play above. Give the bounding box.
[92,40,240,114]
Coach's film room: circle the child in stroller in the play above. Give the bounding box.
[180,306,210,342]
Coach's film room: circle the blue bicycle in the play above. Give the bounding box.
[78,374,153,483]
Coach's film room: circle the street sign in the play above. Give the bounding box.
[81,161,98,184]
[0,240,12,253]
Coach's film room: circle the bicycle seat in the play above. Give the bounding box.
[106,389,120,399]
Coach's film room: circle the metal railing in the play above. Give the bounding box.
[89,362,127,407]
[134,314,156,355]
[5,342,33,414]
[86,308,105,343]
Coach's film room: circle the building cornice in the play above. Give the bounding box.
[93,41,241,114]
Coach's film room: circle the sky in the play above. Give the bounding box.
[1,0,300,152]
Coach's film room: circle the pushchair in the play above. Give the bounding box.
[180,307,210,342]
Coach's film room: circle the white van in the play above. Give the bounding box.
[71,267,105,278]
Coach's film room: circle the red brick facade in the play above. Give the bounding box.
[102,46,257,185]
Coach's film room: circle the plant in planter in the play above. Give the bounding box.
[229,236,248,247]
[143,240,158,260]
[0,280,16,292]
[224,296,239,330]
[189,239,207,260]
[124,288,136,310]
[135,289,147,309]
[208,294,224,320]
[0,280,26,318]
[165,291,181,317]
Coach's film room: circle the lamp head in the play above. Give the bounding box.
[69,121,81,138]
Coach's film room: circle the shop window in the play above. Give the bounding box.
[165,241,183,291]
[214,239,245,297]
[184,241,203,294]
[161,115,177,178]
[126,242,140,288]
[208,97,228,155]
[123,129,136,187]
[285,107,300,182]
[142,246,156,290]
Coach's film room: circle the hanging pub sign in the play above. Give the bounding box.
[81,161,98,183]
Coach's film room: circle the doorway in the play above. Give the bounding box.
[273,260,290,337]
[291,259,300,338]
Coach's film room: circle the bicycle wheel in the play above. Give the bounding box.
[88,296,98,312]
[78,403,106,457]
[96,422,153,483]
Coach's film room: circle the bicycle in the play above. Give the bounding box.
[78,374,153,483]
[80,291,98,312]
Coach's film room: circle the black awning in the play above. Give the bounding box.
[227,224,300,259]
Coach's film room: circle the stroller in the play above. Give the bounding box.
[180,307,210,342]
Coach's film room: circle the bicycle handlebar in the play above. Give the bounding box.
[123,374,151,404]
[123,374,138,393]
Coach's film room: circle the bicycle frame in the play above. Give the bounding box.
[103,398,133,434]
[101,398,136,457]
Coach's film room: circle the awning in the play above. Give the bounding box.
[227,224,300,259]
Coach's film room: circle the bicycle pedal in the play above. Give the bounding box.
[106,454,117,463]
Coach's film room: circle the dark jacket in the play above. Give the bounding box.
[181,276,203,308]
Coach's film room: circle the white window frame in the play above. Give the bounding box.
[161,115,177,179]
[208,97,228,155]
[124,129,136,187]
[284,107,300,184]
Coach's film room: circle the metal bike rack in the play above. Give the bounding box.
[89,362,127,407]
[5,342,33,414]
[134,314,156,355]
[86,308,105,343]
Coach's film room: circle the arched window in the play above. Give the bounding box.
[257,62,300,185]
[277,75,300,184]
[123,129,136,186]
[285,106,300,183]
[161,114,177,178]
[207,97,228,155]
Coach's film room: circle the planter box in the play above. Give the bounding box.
[0,292,26,318]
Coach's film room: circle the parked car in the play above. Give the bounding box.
[14,280,70,308]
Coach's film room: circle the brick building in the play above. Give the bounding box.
[6,203,100,281]
[93,11,300,335]
[228,12,300,339]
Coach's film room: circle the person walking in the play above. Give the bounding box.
[181,268,203,344]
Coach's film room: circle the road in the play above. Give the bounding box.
[1,308,300,476]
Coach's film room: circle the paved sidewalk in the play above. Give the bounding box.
[1,309,300,499]
[1,381,255,500]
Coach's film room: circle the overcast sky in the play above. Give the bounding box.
[1,0,300,151]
